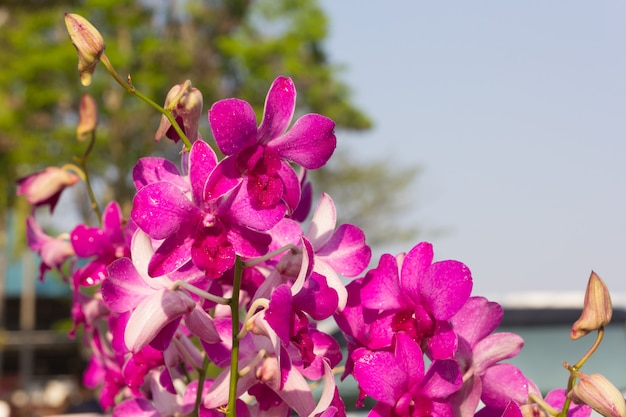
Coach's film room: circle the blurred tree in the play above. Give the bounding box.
[0,0,419,249]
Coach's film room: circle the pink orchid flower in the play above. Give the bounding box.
[359,242,473,359]
[257,193,371,311]
[131,139,283,277]
[101,230,219,353]
[71,201,134,286]
[209,76,336,211]
[353,331,462,416]
[450,297,532,417]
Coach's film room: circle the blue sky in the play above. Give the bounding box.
[318,1,626,297]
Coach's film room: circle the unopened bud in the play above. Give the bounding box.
[155,80,203,143]
[76,93,98,140]
[571,271,612,340]
[16,166,80,212]
[64,13,105,86]
[569,373,626,417]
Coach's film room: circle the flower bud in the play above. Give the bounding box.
[76,93,98,140]
[16,166,80,212]
[64,13,105,86]
[568,373,626,417]
[571,271,612,340]
[155,80,203,144]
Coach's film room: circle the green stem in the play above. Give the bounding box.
[572,327,604,371]
[99,53,192,151]
[71,130,102,224]
[227,257,244,417]
[193,355,211,417]
[528,393,559,416]
[560,328,605,417]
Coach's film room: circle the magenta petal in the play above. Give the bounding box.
[451,297,504,346]
[190,229,236,278]
[71,224,110,257]
[113,398,159,417]
[189,140,218,204]
[102,258,155,313]
[317,224,371,278]
[102,201,123,236]
[258,76,296,143]
[149,229,195,277]
[125,289,195,353]
[270,114,336,169]
[451,375,482,417]
[226,178,286,231]
[474,333,524,374]
[354,349,405,405]
[210,98,257,155]
[267,218,302,252]
[481,364,530,409]
[370,403,394,417]
[132,157,187,192]
[266,285,293,343]
[293,272,339,320]
[291,176,312,222]
[185,306,221,343]
[132,181,201,240]
[150,317,182,350]
[502,402,524,417]
[278,161,301,212]
[205,156,242,201]
[361,254,404,311]
[427,321,458,360]
[545,389,592,417]
[227,224,272,258]
[422,359,462,399]
[395,332,425,383]
[420,260,473,320]
[400,242,434,303]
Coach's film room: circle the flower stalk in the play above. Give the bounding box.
[227,256,244,417]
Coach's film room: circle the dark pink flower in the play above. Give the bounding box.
[131,139,281,277]
[71,201,133,286]
[359,242,473,358]
[209,76,336,211]
[257,193,371,311]
[450,297,531,417]
[101,231,219,353]
[353,331,462,416]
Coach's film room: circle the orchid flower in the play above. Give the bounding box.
[71,201,134,286]
[101,230,219,353]
[209,76,336,211]
[131,139,283,277]
[358,242,473,359]
[353,331,462,416]
[450,297,533,417]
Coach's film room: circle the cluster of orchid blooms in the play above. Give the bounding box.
[14,13,626,417]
